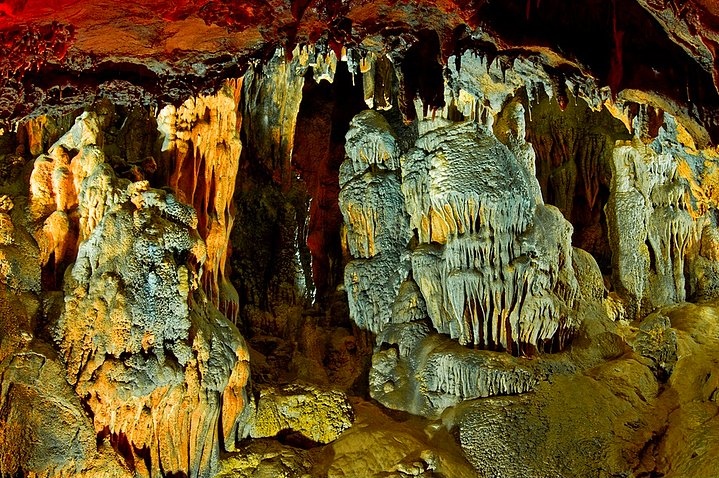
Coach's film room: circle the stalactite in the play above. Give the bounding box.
[361,52,376,109]
[340,113,580,353]
[157,80,243,323]
[241,47,307,186]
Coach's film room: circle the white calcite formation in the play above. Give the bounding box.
[405,121,580,352]
[339,111,412,334]
[340,109,580,354]
[606,111,719,318]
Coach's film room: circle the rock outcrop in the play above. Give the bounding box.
[247,383,353,444]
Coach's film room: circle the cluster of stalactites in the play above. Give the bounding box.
[157,80,242,322]
[604,110,719,317]
[404,122,578,352]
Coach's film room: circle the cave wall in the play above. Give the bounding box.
[3,2,719,477]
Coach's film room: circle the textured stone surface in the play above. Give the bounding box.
[41,107,252,478]
[451,358,658,478]
[342,111,580,353]
[340,110,412,334]
[158,80,243,322]
[0,343,132,478]
[216,440,315,478]
[322,399,476,478]
[606,112,719,318]
[371,323,538,418]
[4,4,719,476]
[247,383,353,444]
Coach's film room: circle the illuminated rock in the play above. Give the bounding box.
[247,383,353,444]
[157,80,243,322]
[41,107,253,478]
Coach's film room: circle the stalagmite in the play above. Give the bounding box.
[605,112,714,316]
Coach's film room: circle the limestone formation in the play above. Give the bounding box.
[631,312,678,378]
[451,358,659,478]
[323,399,476,478]
[241,47,308,184]
[157,80,243,322]
[216,440,315,478]
[341,108,581,354]
[0,343,132,478]
[247,383,353,444]
[606,112,719,318]
[370,322,538,418]
[0,147,129,478]
[5,4,719,477]
[404,122,579,352]
[339,110,412,334]
[44,107,252,478]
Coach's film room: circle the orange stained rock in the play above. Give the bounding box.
[160,80,243,322]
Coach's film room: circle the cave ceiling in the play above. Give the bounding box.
[2,0,719,140]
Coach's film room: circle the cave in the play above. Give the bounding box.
[2,1,719,477]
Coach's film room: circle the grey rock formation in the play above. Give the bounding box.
[633,312,678,378]
[370,322,538,418]
[339,110,412,334]
[342,113,580,353]
[605,112,719,317]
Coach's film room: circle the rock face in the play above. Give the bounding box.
[340,110,412,335]
[0,144,129,478]
[370,322,539,418]
[452,358,659,478]
[40,106,252,478]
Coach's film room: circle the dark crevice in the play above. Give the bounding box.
[292,61,366,302]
